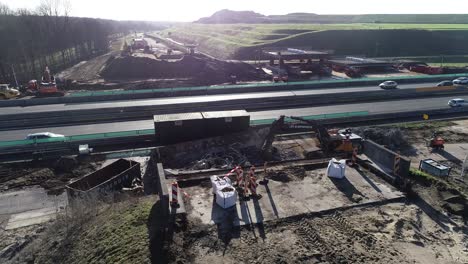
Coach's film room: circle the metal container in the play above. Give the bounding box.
[201,110,250,137]
[154,112,204,144]
[66,159,140,198]
[419,158,451,177]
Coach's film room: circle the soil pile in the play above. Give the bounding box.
[354,127,410,149]
[267,166,306,182]
[100,54,263,83]
[0,160,101,193]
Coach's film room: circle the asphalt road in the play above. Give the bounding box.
[0,95,460,141]
[0,82,440,116]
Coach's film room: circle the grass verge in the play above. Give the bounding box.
[11,196,155,264]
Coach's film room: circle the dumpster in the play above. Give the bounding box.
[66,159,140,198]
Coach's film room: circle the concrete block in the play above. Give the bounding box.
[156,163,169,217]
[362,140,410,177]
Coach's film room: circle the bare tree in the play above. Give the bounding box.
[0,0,163,83]
[0,2,12,15]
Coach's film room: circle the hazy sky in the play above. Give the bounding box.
[2,0,466,21]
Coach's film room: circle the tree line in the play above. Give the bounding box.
[0,1,165,84]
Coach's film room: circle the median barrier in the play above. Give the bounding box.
[2,87,468,130]
[1,73,468,108]
[1,106,468,160]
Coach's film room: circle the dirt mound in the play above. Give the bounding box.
[354,127,410,149]
[100,54,263,83]
[0,168,55,190]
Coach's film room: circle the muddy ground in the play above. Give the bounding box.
[0,158,103,194]
[58,35,268,91]
[1,120,468,263]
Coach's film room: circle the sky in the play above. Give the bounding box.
[1,0,466,22]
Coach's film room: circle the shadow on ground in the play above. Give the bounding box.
[147,201,168,264]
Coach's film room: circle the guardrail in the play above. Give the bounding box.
[1,73,467,108]
[0,107,467,161]
[0,129,154,148]
[68,73,468,97]
[2,86,468,130]
[0,111,368,149]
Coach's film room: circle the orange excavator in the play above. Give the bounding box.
[27,66,64,97]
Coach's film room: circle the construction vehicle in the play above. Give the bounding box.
[27,67,64,97]
[0,84,20,99]
[261,115,362,160]
[427,131,445,150]
[345,67,362,78]
[121,41,131,56]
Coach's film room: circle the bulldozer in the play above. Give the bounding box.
[261,115,362,160]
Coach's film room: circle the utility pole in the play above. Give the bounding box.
[10,65,19,88]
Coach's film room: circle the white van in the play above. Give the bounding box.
[448,98,468,107]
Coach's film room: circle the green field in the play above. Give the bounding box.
[163,23,468,59]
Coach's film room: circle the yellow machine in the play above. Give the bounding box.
[261,116,362,160]
[0,84,20,99]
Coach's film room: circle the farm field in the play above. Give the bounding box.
[163,23,468,59]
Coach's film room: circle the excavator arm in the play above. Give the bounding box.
[261,115,286,160]
[288,116,331,152]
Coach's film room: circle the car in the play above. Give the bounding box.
[25,132,65,140]
[437,80,453,87]
[379,81,398,89]
[448,98,468,107]
[452,77,468,85]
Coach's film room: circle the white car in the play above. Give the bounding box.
[25,132,65,140]
[448,98,468,107]
[379,81,398,89]
[452,77,468,85]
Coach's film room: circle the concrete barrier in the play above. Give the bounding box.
[3,87,468,130]
[1,74,467,108]
[155,162,169,218]
[362,140,411,178]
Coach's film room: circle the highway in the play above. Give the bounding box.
[0,82,439,116]
[0,95,459,141]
